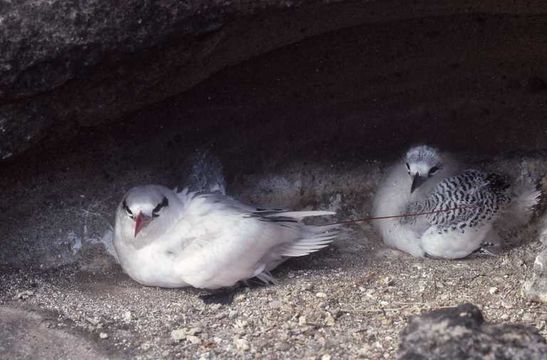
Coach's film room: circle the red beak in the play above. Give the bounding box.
[134,212,152,237]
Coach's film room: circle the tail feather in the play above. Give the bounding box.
[265,210,336,221]
[260,213,339,272]
[497,178,541,231]
[279,222,339,257]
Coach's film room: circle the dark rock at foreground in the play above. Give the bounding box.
[0,306,109,359]
[398,303,547,360]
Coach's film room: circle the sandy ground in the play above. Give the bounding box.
[1,220,547,359]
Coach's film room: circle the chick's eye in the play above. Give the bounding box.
[428,166,440,177]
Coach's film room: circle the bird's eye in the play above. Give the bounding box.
[405,162,410,170]
[428,166,440,177]
[122,200,134,219]
[152,197,169,217]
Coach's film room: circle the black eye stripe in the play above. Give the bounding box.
[122,200,133,215]
[428,166,441,176]
[153,197,169,214]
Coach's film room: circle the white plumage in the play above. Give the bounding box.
[372,145,540,259]
[371,145,460,257]
[404,170,540,259]
[113,185,337,289]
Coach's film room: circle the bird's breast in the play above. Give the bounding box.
[117,240,188,288]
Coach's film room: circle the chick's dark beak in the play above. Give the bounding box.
[134,212,152,237]
[410,174,426,193]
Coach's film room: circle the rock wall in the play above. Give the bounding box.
[2,0,547,160]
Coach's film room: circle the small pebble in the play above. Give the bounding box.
[186,335,202,345]
[14,290,34,300]
[123,311,132,322]
[302,283,314,291]
[358,344,372,357]
[324,313,336,327]
[209,304,222,311]
[171,329,187,342]
[234,338,250,351]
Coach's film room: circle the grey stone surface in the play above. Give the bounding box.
[0,306,110,359]
[524,219,547,303]
[0,0,302,159]
[397,303,547,360]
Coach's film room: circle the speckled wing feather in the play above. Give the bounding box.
[404,170,511,233]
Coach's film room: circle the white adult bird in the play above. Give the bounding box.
[372,145,460,257]
[113,185,337,289]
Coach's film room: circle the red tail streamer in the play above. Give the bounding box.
[328,204,478,226]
